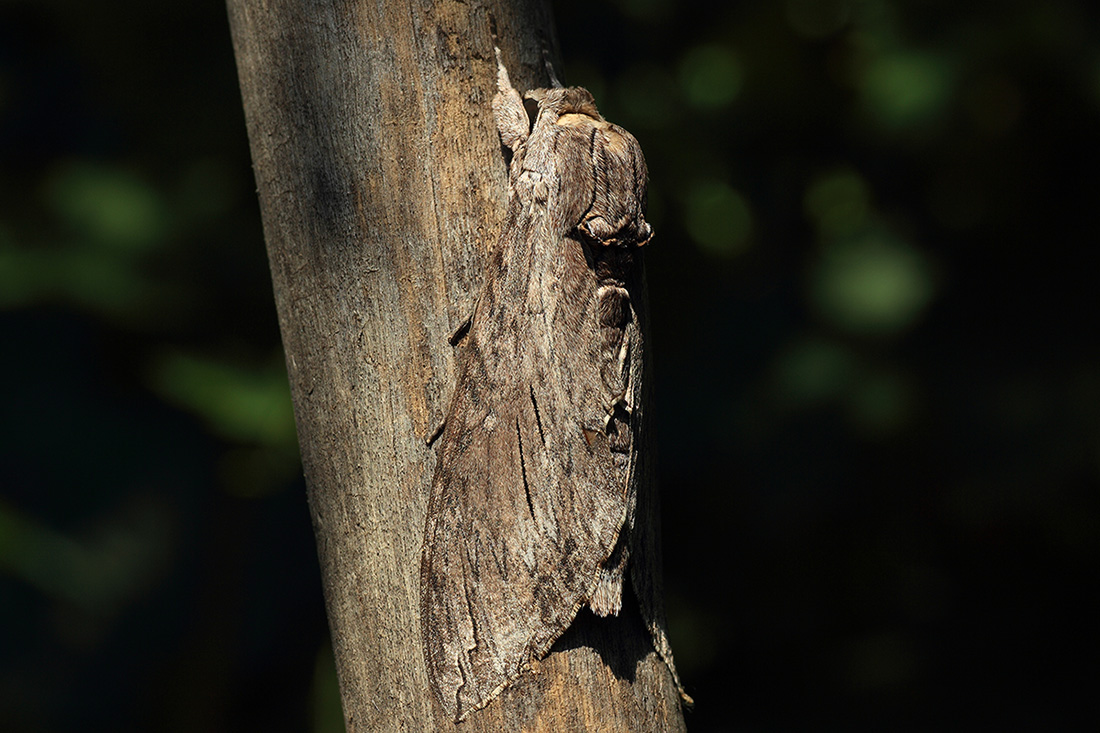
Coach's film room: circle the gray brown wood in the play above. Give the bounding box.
[226,1,686,730]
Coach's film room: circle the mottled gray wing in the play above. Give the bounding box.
[420,80,650,722]
[420,240,629,721]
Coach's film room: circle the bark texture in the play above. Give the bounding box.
[226,1,686,730]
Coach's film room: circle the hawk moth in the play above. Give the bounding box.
[420,48,686,722]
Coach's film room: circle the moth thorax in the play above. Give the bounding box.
[592,243,636,284]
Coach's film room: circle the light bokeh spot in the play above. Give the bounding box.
[45,162,165,251]
[861,52,952,131]
[775,337,857,405]
[805,168,870,238]
[684,180,753,257]
[678,44,743,110]
[149,352,296,448]
[810,232,935,334]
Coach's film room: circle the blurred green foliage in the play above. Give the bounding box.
[810,229,935,334]
[148,352,295,448]
[678,44,744,110]
[1,0,1098,730]
[556,0,1100,728]
[683,179,753,257]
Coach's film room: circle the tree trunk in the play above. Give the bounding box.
[226,1,686,730]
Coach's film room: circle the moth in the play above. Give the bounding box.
[420,48,686,722]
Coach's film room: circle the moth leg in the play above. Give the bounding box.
[492,47,528,152]
[619,330,636,415]
[615,334,631,393]
[603,327,634,421]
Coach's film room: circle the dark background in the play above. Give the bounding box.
[2,0,1098,730]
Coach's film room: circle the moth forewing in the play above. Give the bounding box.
[419,50,684,723]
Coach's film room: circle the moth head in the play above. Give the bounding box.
[523,86,603,129]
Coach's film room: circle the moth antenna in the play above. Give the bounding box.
[542,45,563,89]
